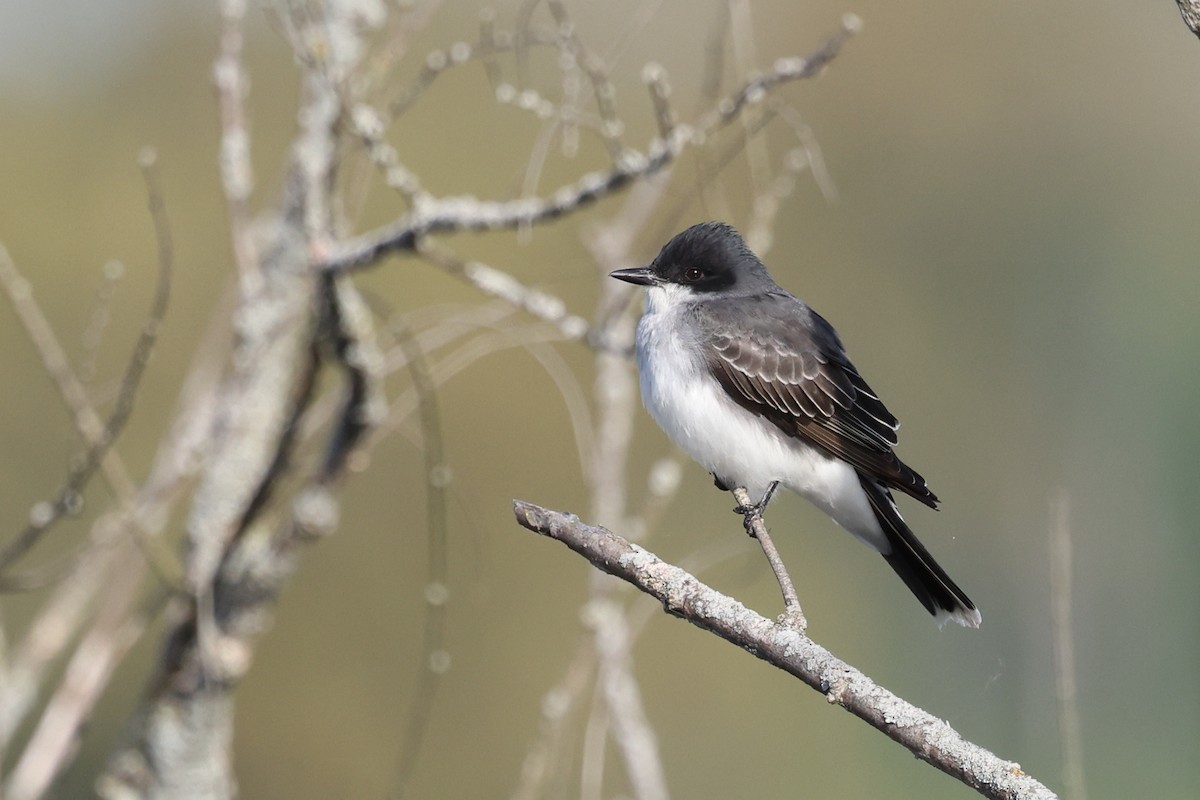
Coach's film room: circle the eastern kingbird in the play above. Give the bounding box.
[611,221,980,628]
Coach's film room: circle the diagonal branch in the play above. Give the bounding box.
[319,15,859,274]
[511,500,1059,800]
[0,150,174,582]
[730,486,805,629]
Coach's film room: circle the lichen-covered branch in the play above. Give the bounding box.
[96,4,383,795]
[511,501,1059,800]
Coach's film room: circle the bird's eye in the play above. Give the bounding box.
[684,268,704,282]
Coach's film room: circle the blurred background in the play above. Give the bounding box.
[1,1,1198,797]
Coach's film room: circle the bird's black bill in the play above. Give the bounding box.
[609,266,659,286]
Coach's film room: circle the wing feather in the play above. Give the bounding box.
[695,296,938,508]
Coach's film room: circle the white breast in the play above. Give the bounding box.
[634,287,887,553]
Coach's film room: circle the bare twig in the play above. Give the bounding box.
[584,598,668,800]
[572,183,675,800]
[512,501,1059,800]
[512,640,597,800]
[321,16,859,274]
[0,527,116,757]
[730,486,805,630]
[1049,492,1086,800]
[4,582,160,800]
[0,248,132,571]
[78,260,126,384]
[770,101,838,203]
[2,300,226,794]
[545,0,624,159]
[0,150,175,584]
[387,25,557,118]
[389,316,452,799]
[578,675,609,800]
[374,323,578,446]
[99,4,386,794]
[725,0,771,223]
[348,101,425,206]
[417,243,589,341]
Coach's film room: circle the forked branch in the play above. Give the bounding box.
[512,500,1058,800]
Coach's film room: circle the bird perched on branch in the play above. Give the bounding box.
[611,222,979,627]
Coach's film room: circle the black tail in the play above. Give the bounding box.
[858,476,981,628]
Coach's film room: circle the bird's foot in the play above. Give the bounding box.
[758,481,780,512]
[731,482,780,537]
[731,499,759,537]
[728,485,806,627]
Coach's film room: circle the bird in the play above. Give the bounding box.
[610,221,980,628]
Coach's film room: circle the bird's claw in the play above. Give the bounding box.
[734,502,764,538]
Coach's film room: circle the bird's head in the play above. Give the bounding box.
[609,221,773,297]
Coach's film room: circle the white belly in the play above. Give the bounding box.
[634,298,887,552]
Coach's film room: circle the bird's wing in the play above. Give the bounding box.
[694,295,938,507]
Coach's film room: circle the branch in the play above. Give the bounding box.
[99,4,385,793]
[2,310,226,797]
[511,501,1059,800]
[729,486,805,629]
[319,16,859,274]
[417,243,590,341]
[388,312,452,799]
[214,0,260,292]
[1048,492,1086,800]
[0,150,175,583]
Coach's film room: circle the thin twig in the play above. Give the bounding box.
[585,598,668,800]
[546,0,624,159]
[0,302,225,766]
[1049,492,1087,800]
[578,674,609,800]
[770,101,838,203]
[98,10,347,780]
[389,317,452,800]
[417,243,590,341]
[78,260,126,385]
[0,526,115,755]
[4,578,159,800]
[511,639,597,800]
[374,323,577,446]
[0,150,176,583]
[576,187,672,800]
[320,16,859,274]
[388,24,559,118]
[723,0,771,223]
[641,63,675,140]
[512,501,1059,800]
[730,486,805,630]
[0,248,131,569]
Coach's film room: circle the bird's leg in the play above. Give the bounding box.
[729,485,806,632]
[757,481,780,513]
[730,481,780,535]
[731,487,757,531]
